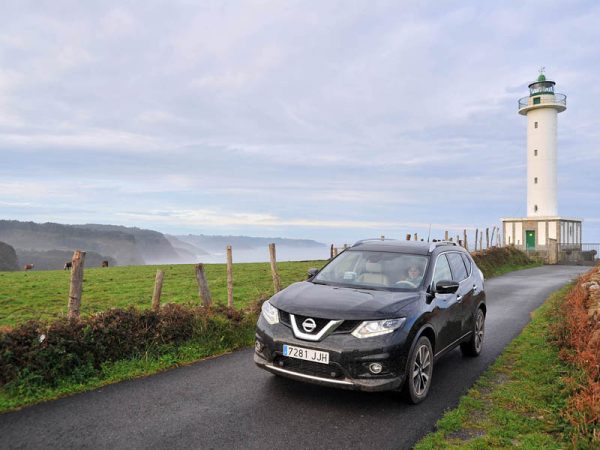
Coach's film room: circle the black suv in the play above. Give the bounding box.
[254,239,486,403]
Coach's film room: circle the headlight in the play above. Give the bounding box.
[261,300,279,325]
[351,318,406,338]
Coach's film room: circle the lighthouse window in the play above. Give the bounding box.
[534,122,538,129]
[534,205,538,212]
[534,177,538,184]
[534,149,538,156]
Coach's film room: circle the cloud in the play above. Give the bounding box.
[117,208,475,232]
[0,1,599,243]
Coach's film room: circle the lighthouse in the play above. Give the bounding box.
[502,71,582,253]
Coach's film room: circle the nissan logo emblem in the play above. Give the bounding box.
[302,318,317,333]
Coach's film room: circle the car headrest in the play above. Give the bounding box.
[365,261,382,273]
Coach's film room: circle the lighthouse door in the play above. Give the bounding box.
[526,230,536,250]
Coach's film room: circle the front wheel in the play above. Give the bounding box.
[460,308,485,357]
[403,336,433,404]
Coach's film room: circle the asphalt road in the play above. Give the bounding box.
[0,265,589,450]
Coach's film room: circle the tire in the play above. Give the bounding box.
[403,336,434,404]
[460,308,485,357]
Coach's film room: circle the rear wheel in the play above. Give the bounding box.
[403,336,433,404]
[460,308,485,357]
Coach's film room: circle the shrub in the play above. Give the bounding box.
[0,304,256,388]
[471,246,532,278]
[553,267,600,445]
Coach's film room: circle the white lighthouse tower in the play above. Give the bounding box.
[502,71,582,253]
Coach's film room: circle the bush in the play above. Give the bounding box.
[471,246,533,278]
[553,267,600,445]
[0,304,255,388]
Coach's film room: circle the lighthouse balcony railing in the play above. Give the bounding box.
[518,93,566,110]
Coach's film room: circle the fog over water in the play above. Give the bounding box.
[198,246,330,264]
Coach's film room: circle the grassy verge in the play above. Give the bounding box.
[0,320,255,413]
[414,284,591,449]
[0,307,259,413]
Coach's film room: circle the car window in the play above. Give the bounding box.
[313,250,428,290]
[460,253,472,276]
[447,252,468,282]
[432,254,452,285]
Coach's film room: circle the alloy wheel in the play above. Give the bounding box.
[474,311,485,352]
[412,344,431,396]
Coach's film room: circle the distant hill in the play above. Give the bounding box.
[74,224,182,264]
[0,241,19,271]
[0,220,327,269]
[0,220,143,265]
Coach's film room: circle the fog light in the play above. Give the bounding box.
[255,340,264,353]
[369,363,383,374]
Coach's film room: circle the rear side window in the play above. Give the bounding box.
[433,254,452,285]
[447,252,468,282]
[460,253,472,275]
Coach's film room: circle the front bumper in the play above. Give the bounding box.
[254,316,410,392]
[254,352,403,391]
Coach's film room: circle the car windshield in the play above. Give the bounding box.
[313,250,429,291]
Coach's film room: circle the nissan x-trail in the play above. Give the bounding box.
[254,239,486,403]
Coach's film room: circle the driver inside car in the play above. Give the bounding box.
[403,264,424,285]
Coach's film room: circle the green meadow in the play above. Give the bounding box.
[0,260,325,327]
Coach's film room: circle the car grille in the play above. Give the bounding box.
[332,320,361,334]
[274,355,344,379]
[292,313,331,334]
[279,310,360,335]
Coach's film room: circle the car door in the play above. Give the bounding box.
[430,253,462,353]
[446,252,474,337]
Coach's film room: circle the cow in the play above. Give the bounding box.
[101,260,109,268]
[23,264,34,271]
[64,261,72,270]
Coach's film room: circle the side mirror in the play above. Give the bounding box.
[307,268,319,279]
[435,280,459,294]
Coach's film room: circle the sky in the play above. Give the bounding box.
[1,0,599,245]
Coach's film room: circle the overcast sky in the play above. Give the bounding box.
[1,1,599,244]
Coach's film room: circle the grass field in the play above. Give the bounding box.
[0,260,325,327]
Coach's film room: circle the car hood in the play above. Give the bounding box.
[270,281,420,320]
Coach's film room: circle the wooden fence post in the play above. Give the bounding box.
[151,269,164,312]
[195,263,212,307]
[67,250,86,319]
[490,227,496,247]
[406,234,411,241]
[475,229,479,251]
[463,229,468,251]
[444,230,449,241]
[486,228,490,249]
[330,244,334,259]
[414,233,418,241]
[479,234,483,252]
[269,243,281,293]
[226,245,234,308]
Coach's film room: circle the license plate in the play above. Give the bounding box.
[283,344,329,364]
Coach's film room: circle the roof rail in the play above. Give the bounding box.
[428,240,458,252]
[352,238,399,247]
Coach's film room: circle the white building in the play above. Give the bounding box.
[502,72,582,251]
